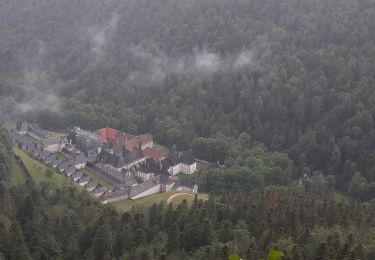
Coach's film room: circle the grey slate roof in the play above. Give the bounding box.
[72,171,83,180]
[96,151,125,168]
[43,137,60,146]
[173,179,196,190]
[29,127,48,139]
[86,181,98,190]
[123,148,144,165]
[129,176,160,198]
[161,151,196,169]
[45,155,56,164]
[138,158,169,175]
[78,176,90,184]
[16,121,29,132]
[52,159,62,167]
[65,166,76,176]
[58,161,70,171]
[160,174,174,185]
[33,147,42,156]
[96,148,145,169]
[74,154,87,165]
[40,151,51,160]
[108,188,130,198]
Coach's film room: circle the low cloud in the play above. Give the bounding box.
[88,13,119,62]
[234,50,254,68]
[126,45,260,85]
[15,68,62,115]
[194,50,222,72]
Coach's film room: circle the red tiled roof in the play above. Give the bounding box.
[124,137,140,151]
[95,128,127,142]
[143,147,164,162]
[95,127,153,150]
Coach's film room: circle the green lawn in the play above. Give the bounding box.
[197,161,210,171]
[46,130,67,138]
[9,157,26,186]
[333,191,350,204]
[112,192,209,212]
[56,152,68,160]
[83,168,111,187]
[12,146,72,187]
[112,192,176,212]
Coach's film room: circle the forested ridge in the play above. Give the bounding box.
[1,0,375,258]
[0,0,375,199]
[1,126,375,259]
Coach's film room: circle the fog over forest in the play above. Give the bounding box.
[0,0,375,259]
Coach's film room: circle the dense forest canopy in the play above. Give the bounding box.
[1,1,375,258]
[0,0,375,198]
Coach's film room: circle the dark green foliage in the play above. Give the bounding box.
[1,183,375,259]
[0,128,12,181]
[1,0,374,200]
[0,0,375,257]
[0,131,374,259]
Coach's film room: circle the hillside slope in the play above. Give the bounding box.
[0,0,374,199]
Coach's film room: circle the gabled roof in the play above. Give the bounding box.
[180,153,195,165]
[45,155,56,163]
[109,188,130,197]
[33,147,42,156]
[52,159,62,166]
[143,147,164,162]
[138,158,169,175]
[123,148,144,165]
[74,154,87,165]
[95,127,127,143]
[160,174,174,185]
[97,148,145,169]
[78,176,90,184]
[97,151,125,168]
[94,127,153,152]
[16,121,29,132]
[94,186,108,194]
[43,137,60,146]
[58,161,70,171]
[65,166,76,175]
[174,179,196,190]
[41,151,51,160]
[72,171,83,179]
[162,150,196,168]
[28,127,48,139]
[86,181,98,189]
[124,137,140,151]
[129,176,160,198]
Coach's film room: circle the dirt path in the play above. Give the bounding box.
[167,193,209,204]
[167,193,190,204]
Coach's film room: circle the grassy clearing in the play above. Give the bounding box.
[46,130,67,138]
[333,191,350,204]
[83,168,111,187]
[9,157,26,186]
[56,152,68,160]
[197,161,210,171]
[112,192,176,212]
[113,192,209,212]
[12,146,72,187]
